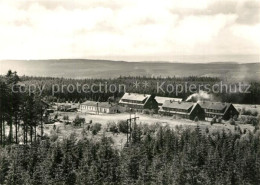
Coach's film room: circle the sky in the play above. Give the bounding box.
[0,0,259,62]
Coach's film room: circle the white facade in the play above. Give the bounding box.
[79,102,118,114]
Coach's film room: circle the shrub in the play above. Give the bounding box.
[50,130,58,142]
[241,107,259,116]
[239,115,260,126]
[107,121,118,133]
[217,117,222,123]
[117,120,128,133]
[54,114,58,119]
[150,109,156,116]
[73,115,85,127]
[142,109,150,114]
[91,123,102,135]
[56,126,62,134]
[211,116,217,125]
[230,118,236,125]
[252,111,258,117]
[254,125,259,133]
[81,128,87,137]
[63,115,69,121]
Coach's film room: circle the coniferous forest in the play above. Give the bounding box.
[1,124,260,185]
[1,70,260,184]
[19,75,260,104]
[1,0,260,183]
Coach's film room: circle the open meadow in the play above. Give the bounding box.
[41,111,255,149]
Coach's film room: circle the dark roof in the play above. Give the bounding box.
[120,93,150,102]
[198,101,231,110]
[162,100,194,110]
[81,101,116,108]
[155,96,182,105]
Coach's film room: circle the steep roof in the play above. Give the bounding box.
[162,100,194,110]
[198,101,231,111]
[155,96,182,105]
[81,101,115,108]
[120,93,150,102]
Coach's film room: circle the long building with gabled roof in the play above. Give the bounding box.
[198,101,239,120]
[80,101,119,114]
[119,92,158,112]
[159,100,205,120]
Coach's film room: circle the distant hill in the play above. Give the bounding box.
[0,59,259,81]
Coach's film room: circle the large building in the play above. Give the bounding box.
[79,101,119,114]
[159,100,205,120]
[119,93,158,112]
[198,101,239,120]
[155,96,182,107]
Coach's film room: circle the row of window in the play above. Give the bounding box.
[161,112,189,119]
[120,103,143,109]
[162,107,188,113]
[121,99,143,104]
[205,109,223,113]
[81,105,109,113]
[205,113,223,118]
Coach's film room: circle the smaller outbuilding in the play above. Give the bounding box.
[159,100,205,120]
[79,101,119,114]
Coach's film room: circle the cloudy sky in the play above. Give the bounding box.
[0,0,259,61]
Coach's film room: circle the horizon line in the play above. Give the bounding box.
[0,56,260,64]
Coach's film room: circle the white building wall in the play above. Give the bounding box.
[79,104,118,114]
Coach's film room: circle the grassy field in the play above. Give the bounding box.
[4,104,258,147]
[42,111,255,149]
[234,104,260,112]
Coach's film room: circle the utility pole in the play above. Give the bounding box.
[41,107,44,138]
[126,110,139,145]
[96,102,99,115]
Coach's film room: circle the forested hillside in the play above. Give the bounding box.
[20,76,260,104]
[1,59,260,81]
[1,124,260,185]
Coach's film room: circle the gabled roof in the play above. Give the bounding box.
[162,100,194,110]
[81,101,116,108]
[120,93,150,102]
[81,101,97,106]
[198,101,231,111]
[155,96,182,105]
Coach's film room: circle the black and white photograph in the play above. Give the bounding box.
[0,0,260,184]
